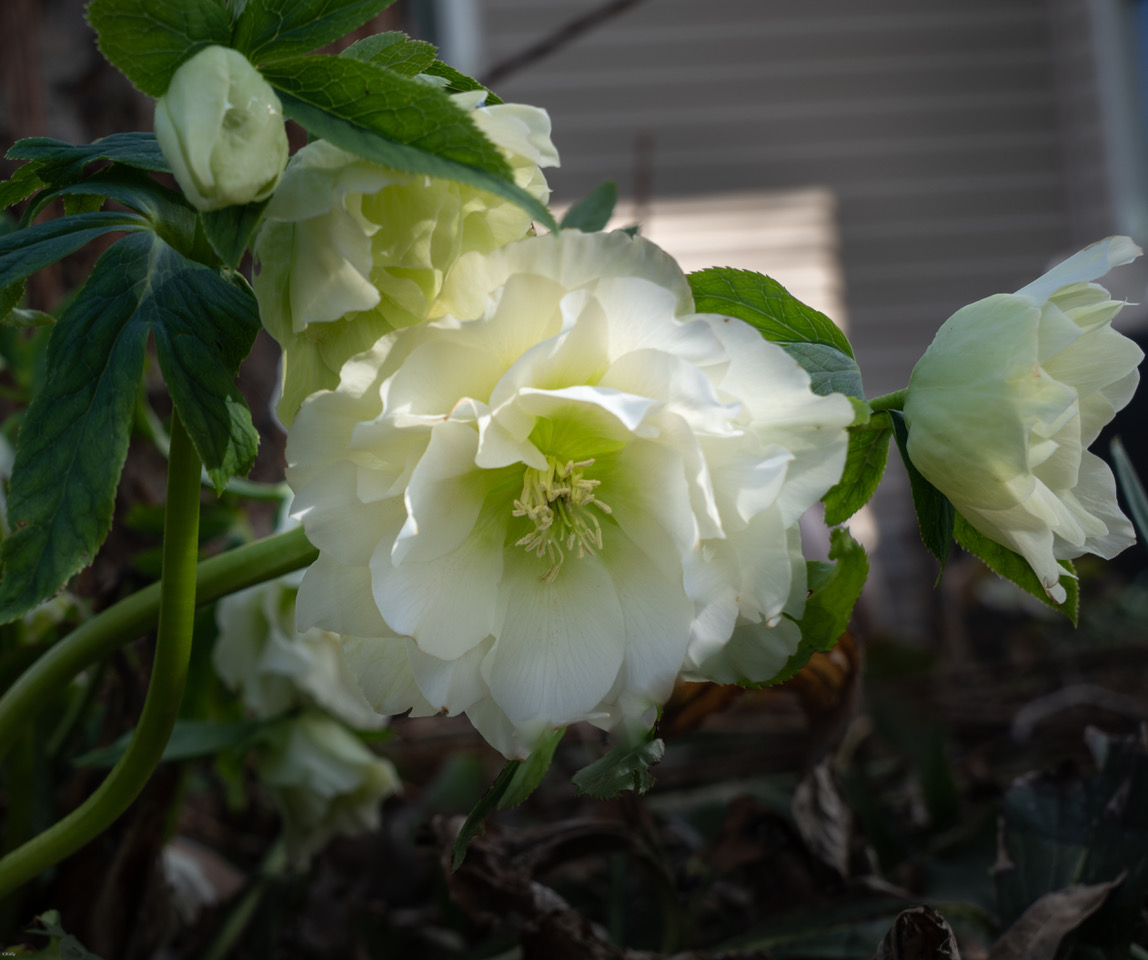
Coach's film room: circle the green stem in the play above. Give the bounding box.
[0,413,202,899]
[868,388,906,413]
[0,525,317,770]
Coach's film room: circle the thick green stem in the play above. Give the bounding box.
[0,413,202,899]
[868,388,907,413]
[0,527,317,771]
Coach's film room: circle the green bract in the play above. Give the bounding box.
[154,46,289,211]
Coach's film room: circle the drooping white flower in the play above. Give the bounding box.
[253,89,558,424]
[154,46,288,211]
[287,230,854,758]
[257,711,400,863]
[903,236,1143,601]
[213,571,384,730]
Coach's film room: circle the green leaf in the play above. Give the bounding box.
[572,737,664,800]
[953,515,1079,623]
[889,410,954,572]
[769,528,868,686]
[199,198,268,266]
[21,167,195,242]
[341,31,437,75]
[0,211,152,296]
[72,717,270,768]
[8,133,170,185]
[263,55,510,173]
[0,160,48,210]
[560,180,618,233]
[22,909,105,959]
[781,341,864,400]
[0,232,260,622]
[1110,436,1148,550]
[85,0,232,96]
[262,56,555,230]
[233,0,396,64]
[823,412,893,526]
[422,60,502,103]
[452,759,521,870]
[688,267,854,358]
[498,728,565,810]
[796,528,867,648]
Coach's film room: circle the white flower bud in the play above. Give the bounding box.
[904,237,1143,601]
[154,45,289,211]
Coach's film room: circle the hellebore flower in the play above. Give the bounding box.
[213,571,385,730]
[286,230,853,757]
[257,711,400,863]
[903,236,1143,602]
[154,46,288,211]
[253,89,558,424]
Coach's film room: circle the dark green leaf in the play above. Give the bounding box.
[0,278,25,324]
[688,267,854,358]
[889,410,954,572]
[0,211,151,290]
[823,412,892,526]
[0,160,48,210]
[72,717,269,768]
[341,31,437,75]
[767,528,867,686]
[263,55,510,173]
[85,0,231,96]
[233,0,396,64]
[24,909,105,959]
[21,167,195,243]
[264,57,555,230]
[199,198,269,266]
[62,194,105,217]
[7,132,170,190]
[422,60,502,103]
[572,737,664,800]
[560,180,617,233]
[953,515,1079,623]
[781,341,864,400]
[148,254,261,493]
[498,728,565,810]
[0,238,153,623]
[995,729,1148,950]
[1111,436,1148,551]
[0,232,260,622]
[452,759,521,870]
[787,527,867,672]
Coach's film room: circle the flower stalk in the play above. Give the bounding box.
[0,528,319,773]
[0,413,202,898]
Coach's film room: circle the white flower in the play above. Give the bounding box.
[286,230,854,757]
[154,46,288,211]
[257,711,400,863]
[253,90,558,424]
[213,571,384,730]
[903,236,1143,602]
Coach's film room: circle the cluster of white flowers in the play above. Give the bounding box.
[156,45,1142,763]
[213,571,400,859]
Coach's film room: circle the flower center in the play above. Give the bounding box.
[512,456,612,582]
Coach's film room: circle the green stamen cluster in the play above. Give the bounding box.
[513,456,612,581]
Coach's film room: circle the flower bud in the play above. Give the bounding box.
[903,237,1143,601]
[154,45,289,211]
